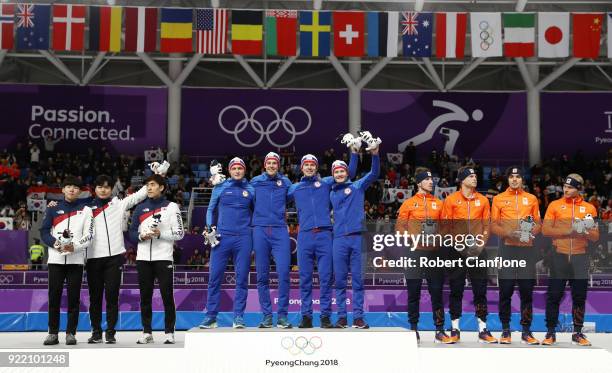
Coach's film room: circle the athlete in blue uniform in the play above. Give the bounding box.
[199,157,255,329]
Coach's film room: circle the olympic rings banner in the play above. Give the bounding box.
[0,84,167,155]
[181,88,349,156]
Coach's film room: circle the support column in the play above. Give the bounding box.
[167,54,183,163]
[526,58,540,167]
[348,58,361,135]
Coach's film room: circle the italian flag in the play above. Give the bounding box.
[503,13,535,57]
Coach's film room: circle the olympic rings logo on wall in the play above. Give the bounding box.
[280,336,323,355]
[0,274,14,284]
[218,105,312,148]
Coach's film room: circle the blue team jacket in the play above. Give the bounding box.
[250,172,292,227]
[206,178,255,235]
[288,153,358,232]
[330,154,380,236]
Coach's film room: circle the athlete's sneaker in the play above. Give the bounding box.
[298,316,313,329]
[499,329,512,344]
[277,317,293,329]
[352,318,370,329]
[87,332,103,344]
[541,332,556,346]
[163,333,175,344]
[43,334,59,346]
[521,331,539,345]
[434,330,455,344]
[105,331,116,344]
[571,333,592,346]
[65,334,77,345]
[233,316,246,329]
[320,316,334,329]
[478,329,498,344]
[136,333,154,344]
[335,317,348,329]
[198,317,217,329]
[450,329,461,343]
[259,315,274,328]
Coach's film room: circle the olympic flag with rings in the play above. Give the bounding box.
[181,88,348,155]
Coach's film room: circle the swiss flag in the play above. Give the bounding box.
[333,11,364,57]
[572,13,604,58]
[0,4,14,50]
[435,12,467,58]
[52,4,85,51]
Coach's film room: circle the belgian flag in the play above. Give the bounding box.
[231,10,263,55]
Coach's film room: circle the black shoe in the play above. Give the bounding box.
[65,334,77,345]
[298,316,313,329]
[43,334,59,345]
[105,331,116,344]
[352,318,370,329]
[412,330,420,344]
[88,333,103,344]
[335,317,348,329]
[320,316,334,329]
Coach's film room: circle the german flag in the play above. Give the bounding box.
[231,10,262,55]
[89,6,122,52]
[160,8,193,53]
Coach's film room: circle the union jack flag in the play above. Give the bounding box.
[16,4,34,28]
[401,11,419,35]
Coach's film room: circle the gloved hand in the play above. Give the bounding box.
[340,133,362,151]
[203,226,220,248]
[150,160,170,176]
[359,131,382,151]
[210,173,226,186]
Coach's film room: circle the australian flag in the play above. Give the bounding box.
[401,11,433,57]
[16,4,50,50]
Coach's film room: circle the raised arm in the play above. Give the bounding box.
[354,154,380,191]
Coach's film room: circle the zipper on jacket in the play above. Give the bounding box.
[103,210,111,257]
[150,239,153,261]
[65,216,70,265]
[570,198,574,262]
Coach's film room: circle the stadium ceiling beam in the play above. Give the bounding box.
[81,52,107,86]
[266,56,298,88]
[234,55,265,88]
[593,63,612,86]
[515,0,529,11]
[0,50,7,68]
[535,57,581,90]
[445,57,485,90]
[422,58,446,92]
[39,50,80,85]
[515,57,535,90]
[274,68,336,87]
[329,55,357,89]
[357,57,392,89]
[194,65,258,86]
[138,52,202,87]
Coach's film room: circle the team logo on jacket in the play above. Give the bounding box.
[579,206,586,213]
[523,197,529,205]
[276,180,283,187]
[143,208,150,212]
[561,205,566,210]
[344,188,351,195]
[314,181,321,188]
[431,202,437,210]
[242,191,249,197]
[505,201,510,205]
[57,210,64,214]
[475,200,481,207]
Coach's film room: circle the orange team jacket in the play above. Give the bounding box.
[542,196,599,255]
[440,190,490,242]
[491,187,541,247]
[396,192,443,250]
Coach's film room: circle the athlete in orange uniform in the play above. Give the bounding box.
[541,174,599,346]
[491,166,541,345]
[441,166,496,343]
[396,168,454,344]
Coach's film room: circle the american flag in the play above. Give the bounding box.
[195,8,228,54]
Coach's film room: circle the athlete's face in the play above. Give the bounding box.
[563,184,579,198]
[95,183,112,199]
[62,185,80,202]
[333,168,348,183]
[146,181,164,199]
[302,162,317,177]
[462,174,477,189]
[419,177,433,193]
[265,159,279,177]
[230,166,245,180]
[508,174,522,190]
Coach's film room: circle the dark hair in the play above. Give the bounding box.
[62,175,82,188]
[144,174,166,191]
[95,175,113,187]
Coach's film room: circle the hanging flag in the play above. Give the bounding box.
[0,4,14,50]
[434,186,457,200]
[27,197,46,212]
[52,4,85,51]
[0,217,13,230]
[333,11,364,57]
[608,13,612,58]
[125,7,158,52]
[470,13,502,57]
[195,8,228,54]
[89,6,122,52]
[367,11,399,57]
[265,10,297,56]
[231,10,263,55]
[391,188,413,203]
[401,12,433,57]
[387,153,403,165]
[160,8,193,53]
[538,12,569,58]
[299,11,331,57]
[572,13,604,58]
[16,4,50,50]
[502,13,535,57]
[435,12,467,58]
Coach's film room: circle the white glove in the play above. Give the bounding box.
[150,160,170,176]
[340,133,362,151]
[359,131,382,151]
[210,173,226,186]
[210,163,223,176]
[203,226,220,248]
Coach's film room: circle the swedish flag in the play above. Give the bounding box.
[299,11,330,57]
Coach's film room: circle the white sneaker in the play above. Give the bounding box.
[136,333,154,344]
[163,333,175,344]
